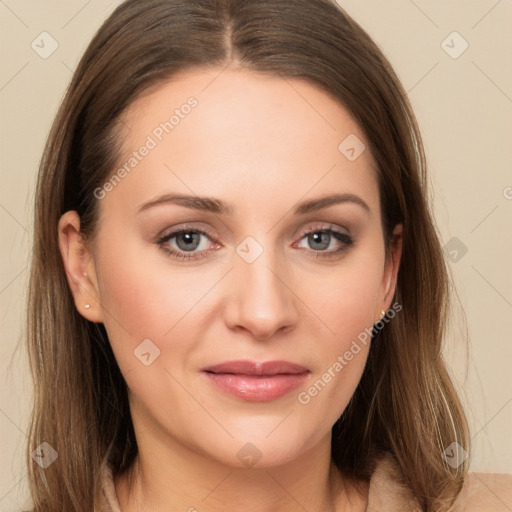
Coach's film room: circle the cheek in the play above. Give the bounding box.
[295,253,383,416]
[297,341,370,437]
[94,237,213,374]
[94,248,213,434]
[296,269,379,426]
[306,255,384,348]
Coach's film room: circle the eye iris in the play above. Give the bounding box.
[309,231,330,250]
[176,231,201,251]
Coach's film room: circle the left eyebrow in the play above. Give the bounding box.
[293,193,370,215]
[136,192,370,216]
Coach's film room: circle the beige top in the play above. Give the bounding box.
[97,453,512,511]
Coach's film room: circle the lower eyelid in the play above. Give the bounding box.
[157,227,353,259]
[161,229,218,254]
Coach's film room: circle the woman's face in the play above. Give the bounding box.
[60,67,401,469]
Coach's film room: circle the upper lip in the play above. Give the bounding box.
[201,360,309,376]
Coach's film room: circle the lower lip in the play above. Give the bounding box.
[203,372,309,402]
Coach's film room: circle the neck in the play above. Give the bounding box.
[114,395,368,512]
[114,427,364,512]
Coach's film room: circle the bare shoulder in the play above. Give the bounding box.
[450,472,512,511]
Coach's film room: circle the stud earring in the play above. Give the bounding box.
[84,304,90,309]
[374,310,385,324]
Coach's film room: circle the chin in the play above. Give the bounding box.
[192,425,321,470]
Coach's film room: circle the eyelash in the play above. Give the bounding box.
[156,223,354,262]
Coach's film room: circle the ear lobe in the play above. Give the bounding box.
[382,223,403,307]
[385,274,392,296]
[57,211,104,323]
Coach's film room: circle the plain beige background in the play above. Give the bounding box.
[1,0,511,509]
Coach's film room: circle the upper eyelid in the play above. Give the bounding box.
[158,225,216,241]
[299,223,350,235]
[159,224,350,247]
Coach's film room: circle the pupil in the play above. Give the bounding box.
[310,231,329,250]
[177,231,200,251]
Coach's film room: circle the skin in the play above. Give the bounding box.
[58,65,402,512]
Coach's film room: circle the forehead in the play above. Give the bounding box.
[104,67,379,219]
[121,66,366,151]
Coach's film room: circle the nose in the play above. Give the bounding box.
[223,247,299,341]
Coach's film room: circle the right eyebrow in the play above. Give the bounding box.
[136,193,232,215]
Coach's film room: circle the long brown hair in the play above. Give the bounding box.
[26,0,470,510]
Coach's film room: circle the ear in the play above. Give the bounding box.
[378,223,403,318]
[57,211,104,323]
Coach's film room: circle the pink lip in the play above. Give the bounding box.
[201,360,310,402]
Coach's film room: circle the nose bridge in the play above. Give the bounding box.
[226,237,298,340]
